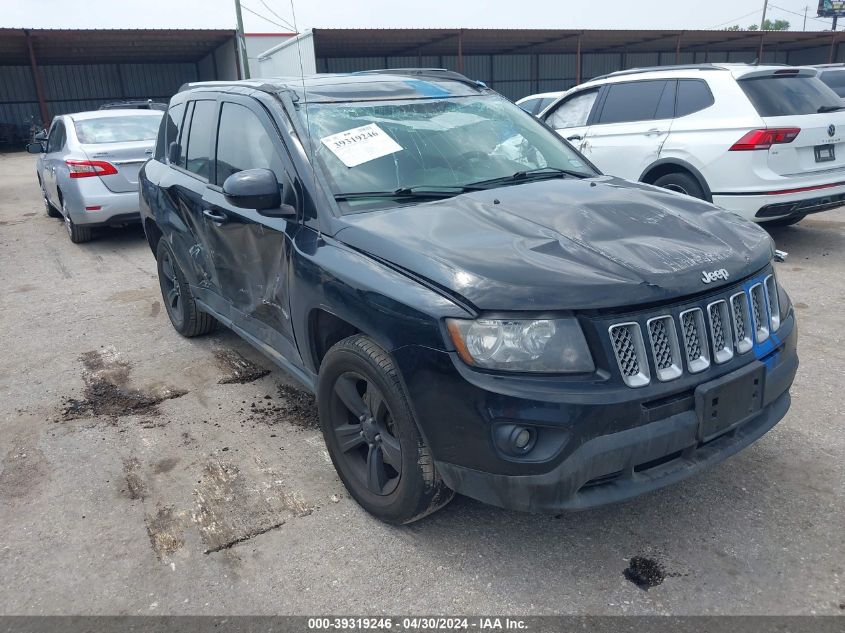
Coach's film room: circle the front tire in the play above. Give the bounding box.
[155,240,216,337]
[652,172,705,200]
[317,335,453,524]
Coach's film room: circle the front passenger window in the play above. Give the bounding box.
[215,102,282,183]
[46,122,65,153]
[183,100,216,180]
[545,90,598,130]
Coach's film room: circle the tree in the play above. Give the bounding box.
[744,19,790,31]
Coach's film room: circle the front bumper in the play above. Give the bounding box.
[713,182,845,222]
[393,313,797,514]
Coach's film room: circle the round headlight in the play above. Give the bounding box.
[466,320,503,361]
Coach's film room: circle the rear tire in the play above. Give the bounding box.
[652,172,705,200]
[761,214,806,228]
[317,335,454,524]
[155,240,216,337]
[62,199,92,243]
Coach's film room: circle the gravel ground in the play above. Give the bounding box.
[0,151,843,615]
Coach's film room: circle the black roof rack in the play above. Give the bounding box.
[350,68,488,91]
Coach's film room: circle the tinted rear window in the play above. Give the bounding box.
[74,115,162,144]
[598,80,672,124]
[676,79,715,117]
[819,70,845,98]
[739,75,841,116]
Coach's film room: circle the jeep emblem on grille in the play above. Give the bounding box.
[701,268,729,284]
[829,124,836,137]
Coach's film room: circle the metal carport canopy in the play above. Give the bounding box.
[310,27,840,57]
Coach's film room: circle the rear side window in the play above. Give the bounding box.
[183,100,216,180]
[215,102,282,184]
[157,102,185,162]
[819,70,845,98]
[46,121,66,153]
[518,98,540,114]
[598,80,672,124]
[676,79,715,117]
[739,75,842,116]
[545,90,598,129]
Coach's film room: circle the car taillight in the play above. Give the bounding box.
[729,128,801,151]
[66,159,118,178]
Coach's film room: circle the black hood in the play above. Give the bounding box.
[335,176,775,311]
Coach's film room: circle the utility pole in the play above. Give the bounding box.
[760,0,769,31]
[234,0,250,79]
[803,5,808,31]
[835,15,839,31]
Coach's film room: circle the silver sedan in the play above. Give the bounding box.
[27,109,163,243]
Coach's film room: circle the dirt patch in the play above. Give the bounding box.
[122,457,146,501]
[623,556,666,590]
[240,383,319,430]
[152,457,179,474]
[60,348,187,420]
[0,441,52,502]
[214,349,271,384]
[149,301,161,317]
[145,505,185,560]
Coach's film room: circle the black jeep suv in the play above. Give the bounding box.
[139,70,798,524]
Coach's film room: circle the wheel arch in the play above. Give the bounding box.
[144,218,163,255]
[639,159,713,202]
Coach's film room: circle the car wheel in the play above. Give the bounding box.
[317,335,454,525]
[43,191,61,218]
[156,240,216,337]
[653,172,705,200]
[62,199,92,243]
[761,214,806,228]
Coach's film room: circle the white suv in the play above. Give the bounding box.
[540,64,845,226]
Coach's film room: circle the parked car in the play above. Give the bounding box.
[541,64,845,226]
[99,99,167,111]
[813,63,845,99]
[139,70,797,524]
[27,109,163,243]
[516,90,565,115]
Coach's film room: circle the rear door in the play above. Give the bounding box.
[543,88,601,152]
[580,79,676,180]
[74,114,161,192]
[737,70,845,177]
[199,96,301,360]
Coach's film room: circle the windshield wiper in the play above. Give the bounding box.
[818,104,845,113]
[464,167,588,190]
[333,186,469,202]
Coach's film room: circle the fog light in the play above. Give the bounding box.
[514,428,531,449]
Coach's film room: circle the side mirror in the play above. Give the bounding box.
[222,168,292,216]
[26,142,44,154]
[34,130,47,142]
[168,141,181,164]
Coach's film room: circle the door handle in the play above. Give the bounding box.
[567,134,582,141]
[645,128,664,136]
[203,208,228,223]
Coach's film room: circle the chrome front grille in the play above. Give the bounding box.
[608,277,779,387]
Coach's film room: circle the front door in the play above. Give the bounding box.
[544,88,600,153]
[199,96,301,362]
[43,119,67,206]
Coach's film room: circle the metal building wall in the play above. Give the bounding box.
[0,61,199,147]
[313,45,832,102]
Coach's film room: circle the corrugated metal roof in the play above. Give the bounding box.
[0,29,236,64]
[310,28,842,58]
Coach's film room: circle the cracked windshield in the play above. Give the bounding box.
[302,94,596,210]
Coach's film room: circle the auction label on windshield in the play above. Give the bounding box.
[321,123,403,167]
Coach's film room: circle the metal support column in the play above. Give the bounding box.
[24,30,49,126]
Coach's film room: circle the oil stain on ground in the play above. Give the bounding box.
[60,348,187,420]
[623,556,666,590]
[214,349,271,384]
